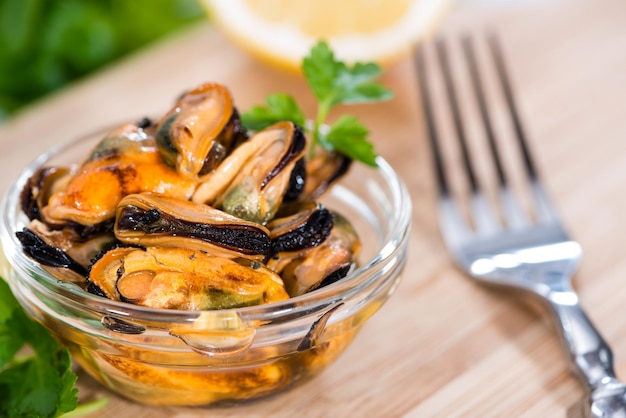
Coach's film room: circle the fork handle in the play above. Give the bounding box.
[547,289,626,418]
[549,294,626,417]
[547,291,619,390]
[548,290,615,390]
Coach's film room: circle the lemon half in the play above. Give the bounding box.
[205,0,452,71]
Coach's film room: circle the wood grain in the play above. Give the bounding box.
[2,0,626,416]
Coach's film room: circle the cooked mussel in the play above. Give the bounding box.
[42,122,197,226]
[20,166,71,224]
[270,212,361,297]
[15,80,367,312]
[300,148,352,201]
[16,216,119,285]
[267,202,334,258]
[192,121,306,224]
[86,246,289,310]
[283,157,306,202]
[22,219,116,269]
[16,227,88,281]
[114,193,271,260]
[156,82,247,179]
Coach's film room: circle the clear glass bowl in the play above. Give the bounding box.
[0,129,411,406]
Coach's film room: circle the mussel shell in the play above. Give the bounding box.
[114,193,271,260]
[87,246,289,310]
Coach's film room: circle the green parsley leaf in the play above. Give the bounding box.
[244,40,393,167]
[0,331,22,369]
[55,350,79,415]
[301,41,337,103]
[302,41,393,109]
[0,278,20,319]
[322,115,377,167]
[0,280,23,369]
[241,93,306,131]
[0,278,79,417]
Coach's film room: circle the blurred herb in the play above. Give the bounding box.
[60,398,109,418]
[0,0,204,121]
[0,278,79,417]
[242,40,393,167]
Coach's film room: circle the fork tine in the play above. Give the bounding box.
[461,35,529,228]
[486,34,536,180]
[415,41,450,197]
[487,34,557,223]
[415,43,474,242]
[461,36,506,187]
[434,38,479,194]
[433,38,501,234]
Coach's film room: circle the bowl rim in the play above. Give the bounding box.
[0,127,412,323]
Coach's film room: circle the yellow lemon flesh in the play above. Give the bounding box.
[205,0,452,72]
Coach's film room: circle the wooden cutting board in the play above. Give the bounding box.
[2,0,626,416]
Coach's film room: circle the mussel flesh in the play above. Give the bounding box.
[23,220,116,270]
[87,246,289,310]
[16,227,89,282]
[15,80,366,313]
[267,202,334,258]
[300,148,352,201]
[193,121,306,224]
[42,122,197,226]
[270,212,361,297]
[114,193,271,260]
[20,166,71,224]
[156,82,248,179]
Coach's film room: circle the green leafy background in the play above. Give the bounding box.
[0,0,205,121]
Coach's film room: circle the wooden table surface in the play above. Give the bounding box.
[2,0,626,416]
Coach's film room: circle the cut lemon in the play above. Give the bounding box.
[204,0,452,72]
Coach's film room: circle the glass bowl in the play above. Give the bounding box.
[0,128,411,406]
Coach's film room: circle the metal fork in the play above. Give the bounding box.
[415,34,626,418]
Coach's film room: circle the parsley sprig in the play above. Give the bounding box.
[242,40,393,167]
[0,278,79,417]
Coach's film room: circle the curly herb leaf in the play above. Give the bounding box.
[0,280,22,368]
[241,93,306,131]
[0,279,79,418]
[303,42,393,108]
[322,115,377,167]
[242,40,393,167]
